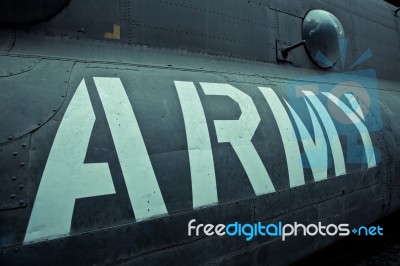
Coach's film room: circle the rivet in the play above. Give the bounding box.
[10,194,16,199]
[19,200,24,205]
[8,136,13,140]
[21,143,26,148]
[11,176,16,181]
[12,152,18,156]
[37,122,42,126]
[19,184,24,189]
[20,162,25,167]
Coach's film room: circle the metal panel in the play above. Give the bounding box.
[0,135,29,210]
[0,198,255,266]
[268,0,321,18]
[130,0,276,61]
[0,56,39,77]
[22,0,121,42]
[0,59,73,144]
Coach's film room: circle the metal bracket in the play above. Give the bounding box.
[276,39,293,63]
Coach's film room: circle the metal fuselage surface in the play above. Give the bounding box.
[0,0,400,265]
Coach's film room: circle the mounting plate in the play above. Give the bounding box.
[276,39,293,63]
